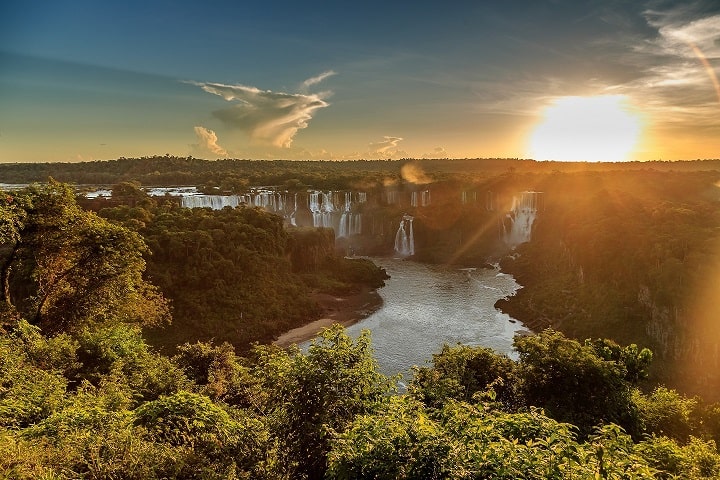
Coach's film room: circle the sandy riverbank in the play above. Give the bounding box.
[273,286,383,348]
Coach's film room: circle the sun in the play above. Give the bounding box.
[528,95,642,162]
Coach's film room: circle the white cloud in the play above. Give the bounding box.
[611,10,720,128]
[422,146,449,159]
[192,72,334,149]
[302,70,337,90]
[191,126,227,157]
[369,136,404,155]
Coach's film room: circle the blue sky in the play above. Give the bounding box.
[1,0,719,162]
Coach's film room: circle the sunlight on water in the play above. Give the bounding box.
[303,258,527,379]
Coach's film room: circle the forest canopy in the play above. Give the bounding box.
[4,164,720,477]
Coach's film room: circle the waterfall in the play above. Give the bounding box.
[181,195,242,209]
[337,212,363,238]
[338,212,348,238]
[411,190,431,207]
[394,215,415,256]
[503,191,540,247]
[180,189,301,212]
[179,189,366,238]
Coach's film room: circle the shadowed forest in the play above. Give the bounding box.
[3,157,720,478]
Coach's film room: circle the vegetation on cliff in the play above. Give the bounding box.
[496,170,720,399]
[96,183,387,351]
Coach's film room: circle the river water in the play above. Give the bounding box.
[304,257,528,380]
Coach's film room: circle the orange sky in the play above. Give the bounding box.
[1,1,719,162]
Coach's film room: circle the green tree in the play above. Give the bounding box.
[134,391,269,479]
[410,343,520,410]
[256,325,392,479]
[515,330,640,437]
[174,341,265,410]
[2,182,169,334]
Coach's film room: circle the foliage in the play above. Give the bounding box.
[5,314,720,479]
[0,333,67,428]
[638,435,720,479]
[5,171,720,477]
[74,324,189,402]
[100,200,386,351]
[327,398,658,479]
[256,325,393,479]
[1,181,169,335]
[515,330,641,437]
[411,343,519,409]
[174,341,265,409]
[633,387,699,441]
[124,204,322,349]
[497,169,720,400]
[133,390,270,479]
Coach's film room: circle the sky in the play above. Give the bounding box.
[1,0,719,162]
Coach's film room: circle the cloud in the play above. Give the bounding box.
[615,10,720,127]
[192,77,333,148]
[302,70,337,90]
[369,136,404,155]
[422,146,449,159]
[191,126,228,157]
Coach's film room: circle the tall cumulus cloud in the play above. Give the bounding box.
[191,126,227,157]
[191,73,334,148]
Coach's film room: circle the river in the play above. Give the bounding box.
[303,257,528,380]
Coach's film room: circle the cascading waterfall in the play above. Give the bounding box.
[411,190,431,207]
[337,212,363,238]
[309,191,335,228]
[181,190,293,212]
[503,191,540,247]
[308,191,365,237]
[178,189,366,238]
[394,215,415,256]
[181,195,242,209]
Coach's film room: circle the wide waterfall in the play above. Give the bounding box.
[394,214,415,256]
[308,191,365,237]
[181,195,243,209]
[503,191,540,247]
[180,191,293,212]
[179,190,367,238]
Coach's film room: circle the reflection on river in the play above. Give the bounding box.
[304,257,528,379]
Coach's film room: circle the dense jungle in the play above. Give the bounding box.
[3,157,720,478]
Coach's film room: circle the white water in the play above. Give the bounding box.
[504,191,540,247]
[394,215,415,256]
[303,258,526,378]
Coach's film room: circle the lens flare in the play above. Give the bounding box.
[689,42,720,105]
[528,95,643,162]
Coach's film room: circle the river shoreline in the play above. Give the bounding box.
[273,286,384,347]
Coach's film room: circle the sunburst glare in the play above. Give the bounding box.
[528,95,643,162]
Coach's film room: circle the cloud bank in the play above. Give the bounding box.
[422,146,449,159]
[192,72,334,148]
[369,136,404,155]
